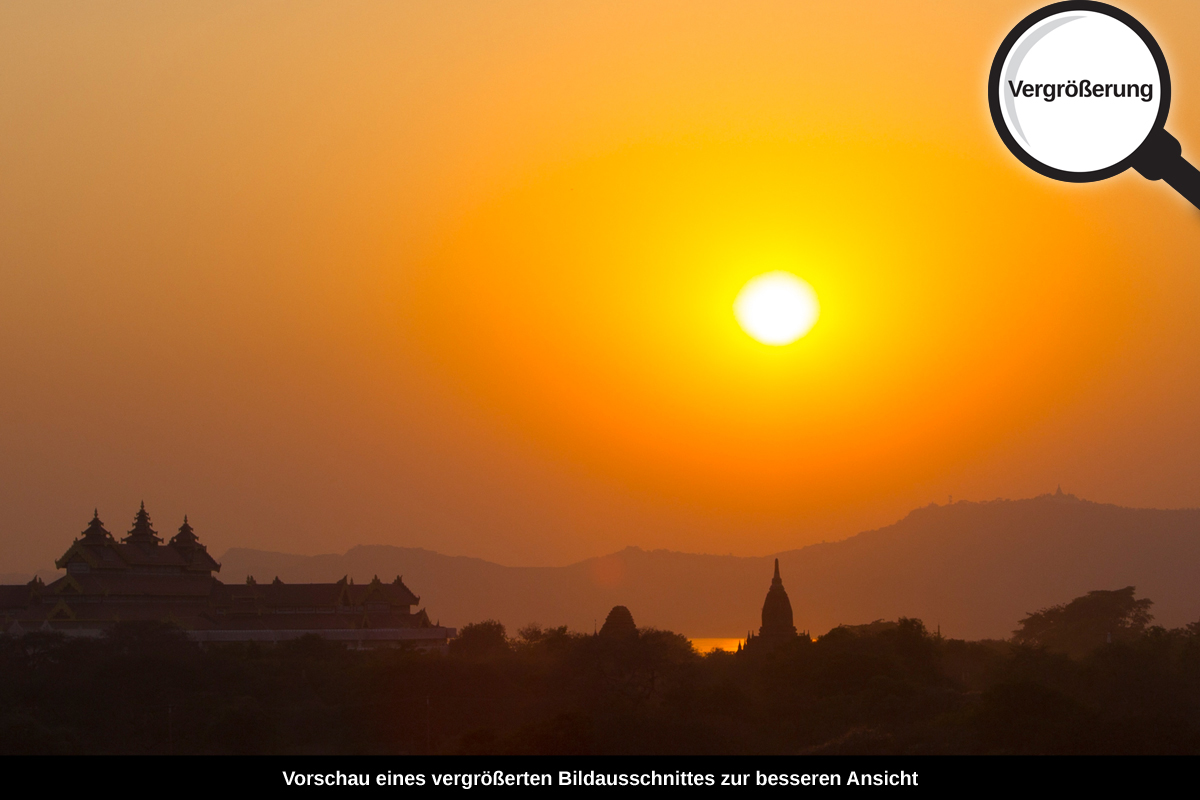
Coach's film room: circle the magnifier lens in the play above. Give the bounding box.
[996,10,1163,175]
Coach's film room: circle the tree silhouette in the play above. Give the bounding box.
[1013,587,1153,658]
[448,619,511,660]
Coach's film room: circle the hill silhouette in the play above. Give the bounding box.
[218,492,1200,640]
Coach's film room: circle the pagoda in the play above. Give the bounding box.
[53,504,221,581]
[598,605,637,638]
[743,559,800,655]
[0,505,455,649]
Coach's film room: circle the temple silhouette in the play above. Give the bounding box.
[742,558,804,654]
[0,505,455,648]
[599,605,637,638]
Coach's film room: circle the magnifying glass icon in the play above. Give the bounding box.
[989,1,1200,209]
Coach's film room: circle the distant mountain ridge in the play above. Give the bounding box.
[216,492,1200,640]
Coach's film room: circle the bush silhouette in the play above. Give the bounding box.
[1013,587,1153,657]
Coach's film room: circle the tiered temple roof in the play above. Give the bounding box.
[2,506,454,649]
[55,507,221,576]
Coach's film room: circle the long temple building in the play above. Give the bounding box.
[0,505,455,649]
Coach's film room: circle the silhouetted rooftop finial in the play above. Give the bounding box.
[81,510,112,543]
[124,502,161,546]
[170,515,201,550]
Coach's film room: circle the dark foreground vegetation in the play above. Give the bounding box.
[2,587,1198,754]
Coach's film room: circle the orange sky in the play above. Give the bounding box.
[3,1,1200,570]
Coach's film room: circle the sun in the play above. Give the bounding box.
[733,271,820,345]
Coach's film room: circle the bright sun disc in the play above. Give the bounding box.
[734,271,820,345]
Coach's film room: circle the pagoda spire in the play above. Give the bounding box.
[123,501,162,546]
[169,514,201,550]
[80,509,113,544]
[750,558,798,653]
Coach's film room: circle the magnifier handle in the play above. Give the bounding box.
[1132,129,1200,211]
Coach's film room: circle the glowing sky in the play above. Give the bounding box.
[2,1,1200,571]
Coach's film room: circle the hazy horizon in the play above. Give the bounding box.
[1,487,1187,575]
[12,491,1200,643]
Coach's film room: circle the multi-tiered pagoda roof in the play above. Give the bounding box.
[0,505,454,649]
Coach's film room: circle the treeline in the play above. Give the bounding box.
[2,587,1199,754]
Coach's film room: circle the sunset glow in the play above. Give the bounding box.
[0,1,1198,573]
[690,637,745,654]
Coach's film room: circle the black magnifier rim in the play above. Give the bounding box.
[988,0,1171,183]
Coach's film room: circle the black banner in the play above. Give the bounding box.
[0,755,1181,791]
